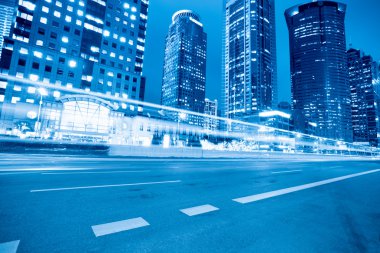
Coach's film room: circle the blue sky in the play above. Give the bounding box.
[143,0,380,104]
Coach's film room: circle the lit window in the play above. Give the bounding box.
[77,10,83,16]
[21,1,35,10]
[128,40,133,45]
[65,16,72,22]
[60,47,67,53]
[56,1,62,7]
[42,6,49,13]
[19,48,28,55]
[33,51,43,58]
[29,74,39,81]
[61,36,69,43]
[45,0,52,3]
[130,15,136,21]
[103,30,110,37]
[120,37,126,43]
[53,91,60,98]
[11,97,20,104]
[46,55,53,61]
[68,60,77,68]
[26,99,35,104]
[119,55,124,60]
[0,95,4,103]
[131,7,137,12]
[13,85,22,91]
[36,40,43,46]
[0,81,7,89]
[110,52,115,58]
[40,17,47,24]
[90,46,99,53]
[76,19,82,26]
[79,1,84,6]
[113,34,118,39]
[123,3,129,8]
[28,87,36,94]
[54,11,61,18]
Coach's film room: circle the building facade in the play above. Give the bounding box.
[285,1,352,142]
[347,49,378,146]
[223,0,277,121]
[0,0,15,61]
[204,98,218,131]
[0,0,149,130]
[161,10,207,126]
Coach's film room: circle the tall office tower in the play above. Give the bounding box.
[0,0,15,61]
[161,10,207,126]
[0,0,149,129]
[347,49,378,146]
[223,0,277,122]
[285,1,352,142]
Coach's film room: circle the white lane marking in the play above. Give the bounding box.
[0,240,20,253]
[233,169,380,204]
[271,170,302,174]
[0,172,41,176]
[180,204,219,216]
[41,170,150,175]
[92,217,149,237]
[30,180,181,192]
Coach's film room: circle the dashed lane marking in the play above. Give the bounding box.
[180,204,219,216]
[92,217,149,237]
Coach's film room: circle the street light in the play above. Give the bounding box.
[35,87,48,137]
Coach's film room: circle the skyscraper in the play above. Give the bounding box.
[0,0,14,61]
[204,98,218,131]
[285,1,352,142]
[347,48,378,146]
[0,0,149,129]
[223,0,277,122]
[161,10,207,126]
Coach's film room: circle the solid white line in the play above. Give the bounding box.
[92,217,149,237]
[30,180,181,192]
[271,170,302,174]
[180,204,219,216]
[0,240,20,253]
[233,169,380,204]
[41,170,150,175]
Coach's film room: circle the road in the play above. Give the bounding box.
[0,154,380,252]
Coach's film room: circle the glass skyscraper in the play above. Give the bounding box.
[347,48,378,146]
[0,0,149,129]
[223,0,277,122]
[161,10,207,126]
[285,1,352,142]
[0,0,14,61]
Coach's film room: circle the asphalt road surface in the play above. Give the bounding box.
[1,154,380,252]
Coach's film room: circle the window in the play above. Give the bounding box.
[100,69,105,74]
[57,68,63,75]
[48,42,55,49]
[65,16,72,23]
[59,57,65,63]
[56,1,62,7]
[61,36,69,43]
[45,65,52,72]
[54,11,61,18]
[32,62,39,69]
[36,40,43,46]
[38,27,45,35]
[50,32,57,39]
[42,6,49,13]
[52,21,59,27]
[67,6,73,12]
[18,59,26,66]
[40,17,47,24]
[68,71,74,77]
[64,26,70,32]
[74,29,80,36]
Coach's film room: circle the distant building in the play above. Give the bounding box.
[347,49,378,146]
[277,101,291,112]
[0,0,149,132]
[0,0,14,61]
[223,0,277,122]
[285,1,352,142]
[204,98,218,131]
[161,10,207,126]
[258,110,292,131]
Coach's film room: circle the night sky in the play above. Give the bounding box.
[143,0,380,105]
